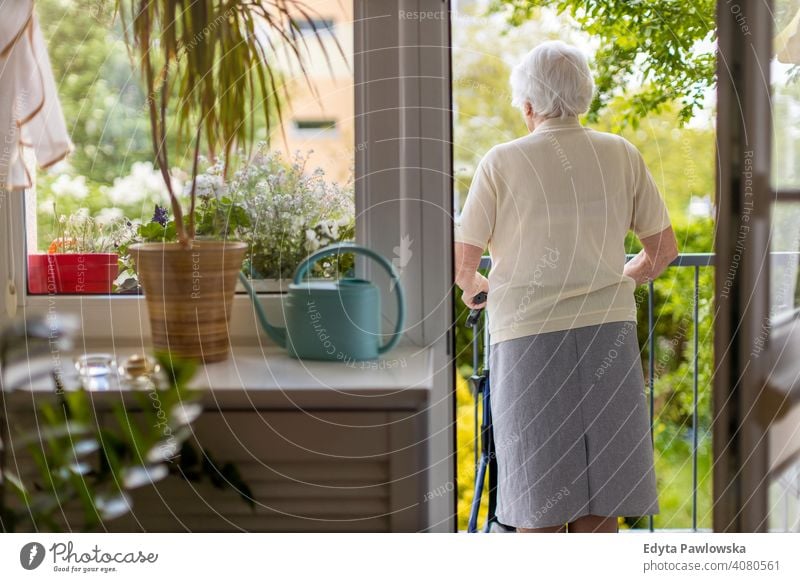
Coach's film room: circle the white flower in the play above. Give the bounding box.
[95,207,124,226]
[50,174,89,199]
[304,231,321,252]
[67,208,91,228]
[38,199,56,214]
[108,161,178,206]
[185,173,224,199]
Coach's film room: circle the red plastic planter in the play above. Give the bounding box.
[27,253,119,294]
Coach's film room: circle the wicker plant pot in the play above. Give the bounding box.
[130,240,247,363]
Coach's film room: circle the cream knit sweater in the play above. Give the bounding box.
[455,116,671,345]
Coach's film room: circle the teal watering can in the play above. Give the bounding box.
[239,242,405,362]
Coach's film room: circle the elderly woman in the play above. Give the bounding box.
[454,41,678,533]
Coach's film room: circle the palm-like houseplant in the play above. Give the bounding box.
[120,0,337,361]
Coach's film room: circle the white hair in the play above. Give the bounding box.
[510,41,594,119]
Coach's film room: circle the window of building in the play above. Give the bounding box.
[293,17,336,34]
[291,119,339,137]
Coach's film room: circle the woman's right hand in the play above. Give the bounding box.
[460,272,489,309]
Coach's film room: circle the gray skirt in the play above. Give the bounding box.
[489,320,659,529]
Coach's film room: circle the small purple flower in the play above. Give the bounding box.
[152,205,168,226]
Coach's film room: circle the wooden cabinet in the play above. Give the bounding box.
[3,346,431,532]
[99,410,428,532]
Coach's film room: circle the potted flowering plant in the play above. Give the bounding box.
[227,148,356,292]
[116,150,353,294]
[28,208,134,294]
[119,0,332,362]
[115,197,251,294]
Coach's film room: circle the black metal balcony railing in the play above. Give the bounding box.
[470,252,715,532]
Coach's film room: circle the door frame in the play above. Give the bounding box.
[714,0,774,532]
[714,0,800,532]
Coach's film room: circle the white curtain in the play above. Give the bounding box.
[0,0,72,191]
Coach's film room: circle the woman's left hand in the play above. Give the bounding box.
[459,272,489,309]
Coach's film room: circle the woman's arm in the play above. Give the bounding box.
[624,225,679,286]
[454,242,489,309]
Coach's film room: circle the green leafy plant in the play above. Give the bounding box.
[0,321,253,532]
[195,195,252,240]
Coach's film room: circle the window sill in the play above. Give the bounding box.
[23,293,291,342]
[4,344,433,411]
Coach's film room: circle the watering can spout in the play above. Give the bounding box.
[238,273,287,348]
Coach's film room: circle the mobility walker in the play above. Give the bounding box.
[466,291,515,533]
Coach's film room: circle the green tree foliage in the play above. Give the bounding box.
[593,105,715,225]
[490,0,716,125]
[37,0,283,186]
[38,0,153,184]
[452,6,569,204]
[453,4,716,223]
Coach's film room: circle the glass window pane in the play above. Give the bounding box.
[770,202,800,319]
[771,0,800,320]
[28,0,354,295]
[773,0,800,191]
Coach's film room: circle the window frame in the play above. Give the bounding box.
[0,2,456,341]
[0,0,456,531]
[1,1,444,344]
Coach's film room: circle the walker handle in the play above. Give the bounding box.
[465,291,487,328]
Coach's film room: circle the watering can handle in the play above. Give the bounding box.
[293,242,405,355]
